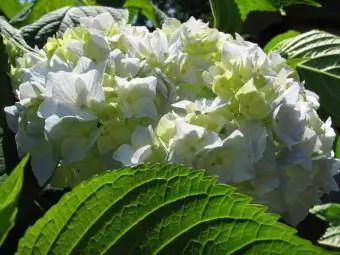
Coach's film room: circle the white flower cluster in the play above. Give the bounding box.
[5,13,340,224]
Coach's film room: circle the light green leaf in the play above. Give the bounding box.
[310,203,340,249]
[17,164,326,254]
[275,30,340,127]
[0,0,25,19]
[235,0,320,21]
[20,6,128,48]
[124,0,157,26]
[209,0,242,34]
[264,30,300,53]
[25,0,77,24]
[0,155,28,246]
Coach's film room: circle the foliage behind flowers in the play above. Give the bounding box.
[4,12,340,225]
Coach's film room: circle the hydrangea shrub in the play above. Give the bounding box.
[5,12,340,225]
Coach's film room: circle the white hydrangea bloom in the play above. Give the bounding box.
[5,14,340,225]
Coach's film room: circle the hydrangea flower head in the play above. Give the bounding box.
[5,13,339,225]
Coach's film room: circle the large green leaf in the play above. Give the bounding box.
[0,0,26,19]
[17,164,326,254]
[0,155,28,246]
[20,6,128,48]
[274,30,340,127]
[311,203,340,249]
[25,0,78,24]
[235,0,320,21]
[209,0,242,34]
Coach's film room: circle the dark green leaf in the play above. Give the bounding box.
[0,133,5,175]
[0,155,28,246]
[17,164,326,254]
[124,0,158,26]
[209,0,242,34]
[276,30,340,127]
[0,23,25,174]
[264,30,300,53]
[234,0,320,21]
[20,6,128,48]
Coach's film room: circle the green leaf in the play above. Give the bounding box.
[264,30,300,53]
[275,30,340,127]
[17,164,326,254]
[311,203,340,226]
[0,133,5,175]
[209,0,242,34]
[20,6,128,48]
[25,0,77,24]
[0,0,26,19]
[310,203,340,249]
[124,0,158,27]
[0,155,28,246]
[0,18,39,55]
[0,173,8,187]
[234,0,320,21]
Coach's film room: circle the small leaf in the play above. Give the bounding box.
[311,203,340,225]
[310,203,340,249]
[336,136,340,159]
[124,0,158,27]
[264,30,300,53]
[20,6,129,48]
[319,226,340,248]
[234,0,320,21]
[276,30,340,127]
[209,0,242,34]
[25,0,78,24]
[17,164,326,254]
[0,155,28,246]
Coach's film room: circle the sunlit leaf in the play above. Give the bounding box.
[17,164,326,254]
[0,155,28,246]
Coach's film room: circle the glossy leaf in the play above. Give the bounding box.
[17,164,326,254]
[20,6,129,48]
[275,30,340,127]
[264,30,300,53]
[311,203,340,249]
[235,0,320,21]
[0,155,28,246]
